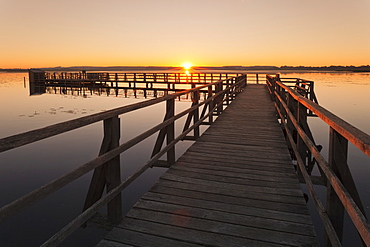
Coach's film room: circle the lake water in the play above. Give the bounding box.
[0,71,369,246]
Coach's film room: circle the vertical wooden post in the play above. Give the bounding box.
[151,97,176,167]
[256,74,259,84]
[193,90,200,138]
[296,102,308,179]
[83,116,122,224]
[106,117,122,224]
[325,127,347,246]
[286,91,298,157]
[166,98,175,165]
[226,79,230,105]
[215,81,223,115]
[133,73,137,98]
[268,75,275,100]
[166,73,170,91]
[208,85,214,123]
[173,74,176,90]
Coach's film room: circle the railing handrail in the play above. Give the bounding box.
[266,74,370,246]
[271,76,370,156]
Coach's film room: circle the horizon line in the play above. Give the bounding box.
[2,64,370,70]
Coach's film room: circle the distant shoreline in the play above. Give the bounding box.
[1,65,370,73]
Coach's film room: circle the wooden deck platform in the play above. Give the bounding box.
[96,84,318,246]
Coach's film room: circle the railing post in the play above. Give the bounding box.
[193,89,200,138]
[208,85,214,123]
[151,96,176,167]
[166,97,175,165]
[325,127,347,246]
[83,116,122,224]
[215,81,223,115]
[226,79,230,105]
[267,75,276,101]
[325,128,367,246]
[296,102,308,179]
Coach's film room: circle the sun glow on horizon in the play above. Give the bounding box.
[181,62,193,70]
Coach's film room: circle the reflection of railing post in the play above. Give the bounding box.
[83,116,122,224]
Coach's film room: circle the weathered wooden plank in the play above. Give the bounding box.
[160,172,303,197]
[132,199,316,236]
[185,145,292,161]
[95,239,134,247]
[181,151,294,168]
[125,208,318,246]
[167,165,301,186]
[152,179,306,205]
[116,218,284,247]
[174,161,295,177]
[191,140,290,152]
[141,192,313,224]
[148,185,310,214]
[169,163,297,183]
[177,155,295,172]
[103,228,203,247]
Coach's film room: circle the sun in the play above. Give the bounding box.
[181,62,193,70]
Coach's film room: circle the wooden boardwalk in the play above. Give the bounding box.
[96,84,318,247]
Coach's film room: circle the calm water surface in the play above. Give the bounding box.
[0,71,369,246]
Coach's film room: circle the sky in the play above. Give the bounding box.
[1,0,370,68]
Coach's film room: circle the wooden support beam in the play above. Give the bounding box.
[83,116,122,224]
[325,127,347,246]
[166,98,176,165]
[151,98,176,167]
[297,102,308,179]
[193,90,200,138]
[325,128,367,246]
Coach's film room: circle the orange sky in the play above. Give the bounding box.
[1,0,370,68]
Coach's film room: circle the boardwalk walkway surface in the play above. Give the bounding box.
[96,84,318,247]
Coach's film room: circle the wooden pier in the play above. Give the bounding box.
[1,73,369,246]
[28,71,256,98]
[96,84,318,246]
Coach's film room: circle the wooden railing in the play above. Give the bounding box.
[0,75,246,246]
[32,71,265,99]
[266,75,370,246]
[44,72,241,84]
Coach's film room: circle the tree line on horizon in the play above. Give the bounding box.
[1,65,370,72]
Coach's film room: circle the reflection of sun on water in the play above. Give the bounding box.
[181,62,193,76]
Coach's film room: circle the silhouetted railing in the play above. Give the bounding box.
[0,74,246,246]
[30,71,265,99]
[267,74,370,246]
